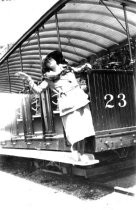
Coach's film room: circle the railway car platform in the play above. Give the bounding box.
[0,148,99,166]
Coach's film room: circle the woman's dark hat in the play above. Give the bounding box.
[42,50,67,74]
[45,50,67,64]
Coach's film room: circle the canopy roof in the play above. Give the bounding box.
[0,0,136,93]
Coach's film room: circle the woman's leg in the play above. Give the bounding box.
[71,142,81,161]
[61,105,95,161]
[72,138,95,162]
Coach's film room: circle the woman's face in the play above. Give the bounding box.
[47,58,57,71]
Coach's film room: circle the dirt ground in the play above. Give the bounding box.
[0,157,136,210]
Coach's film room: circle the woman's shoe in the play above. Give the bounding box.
[71,150,81,162]
[70,146,81,161]
[80,154,95,163]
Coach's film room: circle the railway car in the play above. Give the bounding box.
[0,0,136,177]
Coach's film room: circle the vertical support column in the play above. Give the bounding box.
[133,37,136,119]
[122,3,136,121]
[37,29,46,135]
[19,46,23,72]
[19,45,34,139]
[37,29,55,135]
[36,30,43,73]
[40,89,55,135]
[45,89,55,134]
[19,46,25,89]
[123,3,136,121]
[134,38,136,79]
[22,94,34,137]
[6,59,11,93]
[55,13,62,52]
[122,3,133,64]
[19,45,27,139]
[6,59,16,140]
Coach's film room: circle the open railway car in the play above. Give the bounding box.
[0,0,136,176]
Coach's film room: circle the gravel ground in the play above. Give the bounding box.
[0,161,110,200]
[0,156,136,210]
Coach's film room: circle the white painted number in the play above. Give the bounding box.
[117,93,127,107]
[104,93,127,108]
[104,94,114,108]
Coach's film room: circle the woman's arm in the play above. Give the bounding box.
[71,63,92,73]
[15,72,48,94]
[28,79,48,94]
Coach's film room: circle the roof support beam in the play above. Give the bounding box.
[38,40,96,54]
[36,33,108,50]
[59,10,136,28]
[48,19,126,36]
[105,0,136,7]
[40,26,119,45]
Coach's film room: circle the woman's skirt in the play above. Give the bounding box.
[61,104,95,145]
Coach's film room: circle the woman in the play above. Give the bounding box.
[15,50,95,161]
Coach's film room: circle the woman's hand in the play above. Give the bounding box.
[76,63,92,73]
[83,63,92,70]
[79,63,92,73]
[15,71,31,81]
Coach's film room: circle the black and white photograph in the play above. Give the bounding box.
[0,0,136,209]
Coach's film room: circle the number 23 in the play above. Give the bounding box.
[104,93,127,108]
